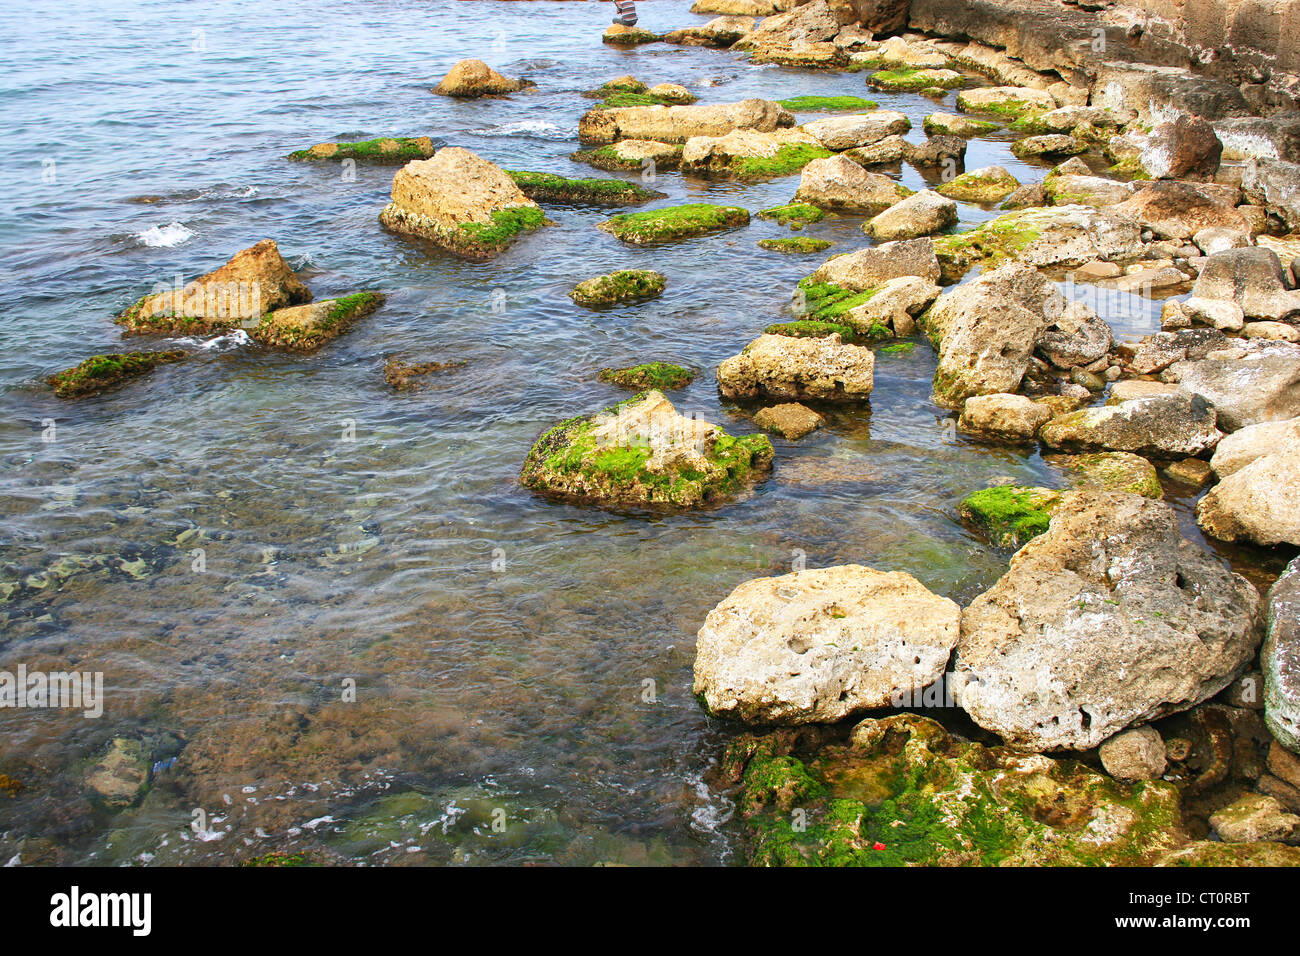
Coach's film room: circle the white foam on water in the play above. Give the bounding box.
[475,119,574,141]
[174,328,252,351]
[136,221,194,247]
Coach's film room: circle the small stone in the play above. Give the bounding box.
[1209,794,1300,844]
[1099,726,1167,782]
[1162,457,1212,488]
[753,403,824,440]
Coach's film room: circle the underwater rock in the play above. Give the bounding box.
[569,270,666,308]
[48,350,186,398]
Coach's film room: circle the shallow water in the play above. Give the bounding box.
[0,0,1288,866]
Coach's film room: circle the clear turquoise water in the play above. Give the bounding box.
[0,0,1235,866]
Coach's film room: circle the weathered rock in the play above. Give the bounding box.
[956,86,1055,119]
[378,148,544,260]
[253,293,386,351]
[958,393,1051,442]
[1100,727,1167,783]
[116,239,311,335]
[570,138,683,173]
[801,110,911,150]
[1215,115,1300,165]
[1245,322,1300,342]
[1197,435,1300,546]
[519,390,772,510]
[664,15,756,47]
[577,98,793,145]
[1179,296,1245,332]
[753,403,824,439]
[793,156,912,213]
[1046,451,1163,498]
[432,59,531,97]
[598,362,694,391]
[902,135,967,169]
[933,205,1144,278]
[603,24,664,46]
[569,270,666,308]
[954,490,1261,751]
[507,170,665,206]
[1011,134,1084,159]
[862,189,956,241]
[288,137,436,164]
[1137,115,1223,181]
[692,566,961,724]
[717,333,874,402]
[923,111,999,138]
[680,128,828,178]
[1043,173,1135,208]
[690,0,792,14]
[1039,393,1222,458]
[867,66,964,93]
[1163,351,1300,431]
[1124,328,1230,375]
[842,275,940,336]
[1194,226,1254,257]
[809,237,941,289]
[1113,181,1250,241]
[841,135,908,167]
[1036,301,1114,369]
[935,165,1020,203]
[1265,557,1300,754]
[1191,247,1300,321]
[1157,841,1300,866]
[1210,794,1300,844]
[1163,457,1213,488]
[1241,159,1300,232]
[598,203,749,244]
[1210,416,1300,478]
[1014,105,1129,135]
[47,350,186,399]
[85,738,149,810]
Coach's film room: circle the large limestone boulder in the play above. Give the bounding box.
[692,566,961,724]
[1211,416,1300,478]
[116,239,311,336]
[792,155,912,213]
[1242,159,1300,232]
[954,490,1261,751]
[717,333,874,402]
[1039,393,1223,458]
[1163,351,1300,431]
[577,99,794,145]
[801,110,910,150]
[1264,557,1300,754]
[519,390,773,510]
[956,86,1056,118]
[808,237,940,289]
[378,147,544,260]
[1043,173,1136,208]
[863,189,957,241]
[664,15,756,47]
[1127,114,1223,181]
[432,59,530,97]
[732,0,848,64]
[1113,181,1250,241]
[1196,435,1300,547]
[935,165,1020,203]
[1191,247,1300,321]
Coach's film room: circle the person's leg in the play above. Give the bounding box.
[612,0,638,26]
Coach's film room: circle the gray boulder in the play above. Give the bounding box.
[1265,556,1300,754]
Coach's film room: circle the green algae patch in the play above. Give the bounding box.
[452,206,547,258]
[765,319,856,342]
[879,341,915,354]
[242,852,310,867]
[584,78,648,98]
[778,95,878,112]
[253,291,386,351]
[48,350,187,399]
[1158,841,1300,866]
[731,143,834,179]
[868,68,964,92]
[758,237,833,254]
[287,136,435,164]
[731,715,1186,867]
[923,114,998,137]
[507,170,665,206]
[1047,451,1163,499]
[794,277,879,322]
[570,269,666,308]
[596,89,696,108]
[569,144,684,173]
[598,203,749,244]
[520,390,773,510]
[958,484,1062,549]
[757,202,825,230]
[935,167,1020,203]
[598,362,694,391]
[931,212,1044,280]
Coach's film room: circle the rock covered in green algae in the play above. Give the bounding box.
[48,350,186,398]
[379,147,547,261]
[923,111,999,138]
[85,738,150,811]
[758,237,833,254]
[117,239,312,336]
[757,202,825,229]
[569,269,666,308]
[935,164,1021,203]
[1045,451,1163,498]
[680,130,832,179]
[777,95,878,112]
[519,390,772,510]
[569,140,684,173]
[867,67,964,92]
[597,203,749,244]
[764,319,857,341]
[505,170,664,206]
[602,23,664,46]
[252,292,386,351]
[1158,840,1300,866]
[287,137,435,164]
[959,485,1063,549]
[597,362,694,391]
[956,86,1056,120]
[730,714,1186,866]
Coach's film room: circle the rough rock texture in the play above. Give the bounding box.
[577,99,794,145]
[1047,451,1163,499]
[903,135,967,168]
[378,148,544,260]
[680,127,826,177]
[809,237,940,288]
[116,239,311,335]
[1163,352,1300,431]
[1100,726,1168,783]
[954,491,1261,752]
[1264,557,1300,754]
[1113,181,1249,241]
[1210,794,1300,844]
[717,333,875,402]
[1039,393,1223,458]
[1242,159,1300,232]
[793,155,912,213]
[693,566,961,724]
[664,15,756,47]
[956,86,1056,118]
[753,402,824,439]
[1036,301,1115,369]
[1191,247,1300,320]
[935,165,1020,202]
[958,393,1051,443]
[1210,416,1300,477]
[863,189,957,241]
[253,292,386,351]
[932,205,1143,278]
[1196,435,1300,546]
[519,390,773,510]
[923,111,999,138]
[569,270,666,308]
[1136,115,1223,181]
[432,59,530,97]
[47,350,187,399]
[842,275,940,336]
[1043,173,1135,208]
[801,110,910,150]
[85,738,149,810]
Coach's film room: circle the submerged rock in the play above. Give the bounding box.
[758,237,834,254]
[598,203,749,243]
[954,491,1260,752]
[716,333,874,402]
[730,714,1186,866]
[569,270,666,308]
[570,139,684,173]
[957,394,1051,444]
[577,99,793,145]
[958,484,1061,549]
[383,357,464,391]
[287,137,436,164]
[379,147,545,260]
[1264,557,1300,754]
[597,362,693,391]
[519,390,772,510]
[117,239,311,336]
[432,59,532,97]
[1046,451,1163,499]
[47,350,186,399]
[85,738,149,811]
[1039,393,1222,458]
[753,402,823,439]
[757,201,825,229]
[1210,794,1300,844]
[693,567,961,724]
[923,112,999,138]
[506,170,664,205]
[253,292,385,351]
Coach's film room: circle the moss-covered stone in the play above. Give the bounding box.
[381,203,548,261]
[287,137,435,164]
[777,95,879,112]
[595,89,697,108]
[879,342,915,354]
[241,852,310,867]
[731,143,835,179]
[569,269,666,308]
[958,484,1062,549]
[923,113,999,137]
[733,715,1185,867]
[569,144,684,173]
[764,319,856,342]
[384,357,465,391]
[1158,840,1300,866]
[252,292,385,351]
[1047,452,1163,499]
[758,237,833,254]
[598,203,749,244]
[931,213,1044,279]
[47,350,186,398]
[520,390,773,510]
[867,68,964,92]
[935,166,1021,203]
[757,202,826,230]
[583,77,648,98]
[598,362,694,390]
[506,170,664,205]
[793,277,880,322]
